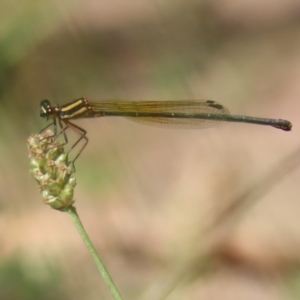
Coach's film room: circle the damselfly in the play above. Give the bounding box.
[40,98,292,162]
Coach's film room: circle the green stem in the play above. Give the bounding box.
[67,206,123,300]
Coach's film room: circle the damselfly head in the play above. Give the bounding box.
[40,99,55,120]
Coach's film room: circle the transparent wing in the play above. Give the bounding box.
[90,100,230,129]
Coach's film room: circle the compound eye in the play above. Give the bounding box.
[40,99,52,118]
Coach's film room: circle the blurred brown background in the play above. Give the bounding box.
[1,0,300,299]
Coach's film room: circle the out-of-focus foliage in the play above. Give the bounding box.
[0,257,66,300]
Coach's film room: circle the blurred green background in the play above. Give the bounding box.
[1,1,300,299]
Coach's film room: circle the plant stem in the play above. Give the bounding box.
[67,206,123,300]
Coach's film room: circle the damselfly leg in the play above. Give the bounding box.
[60,120,88,163]
[39,110,88,164]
